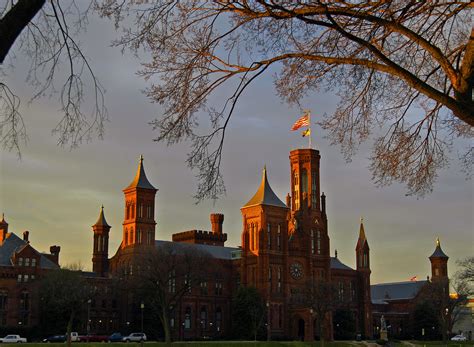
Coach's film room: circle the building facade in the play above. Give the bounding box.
[0,148,453,340]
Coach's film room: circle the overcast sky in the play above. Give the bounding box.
[0,9,472,285]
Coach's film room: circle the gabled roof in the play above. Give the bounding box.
[429,238,448,259]
[371,280,427,304]
[0,233,58,269]
[330,257,354,271]
[93,206,111,228]
[242,167,287,209]
[124,155,157,191]
[155,240,239,260]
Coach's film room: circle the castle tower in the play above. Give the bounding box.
[122,155,158,248]
[429,238,449,281]
[92,205,111,276]
[240,166,289,338]
[0,214,8,244]
[355,218,372,338]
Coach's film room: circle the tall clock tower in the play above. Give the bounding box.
[287,148,331,341]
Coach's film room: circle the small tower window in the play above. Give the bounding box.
[363,252,368,267]
[25,258,30,267]
[317,230,321,254]
[267,223,271,250]
[125,229,129,246]
[31,258,36,267]
[277,225,281,250]
[18,258,23,266]
[311,170,317,207]
[293,171,299,210]
[311,230,315,254]
[301,169,308,193]
[277,267,282,293]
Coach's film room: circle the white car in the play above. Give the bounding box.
[0,335,27,343]
[451,334,467,341]
[123,333,147,342]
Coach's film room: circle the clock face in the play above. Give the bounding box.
[290,262,303,280]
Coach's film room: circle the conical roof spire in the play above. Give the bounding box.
[124,155,157,191]
[429,237,448,259]
[356,217,369,250]
[242,166,287,208]
[0,213,7,226]
[93,205,111,228]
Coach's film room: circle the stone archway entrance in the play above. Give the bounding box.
[298,318,305,341]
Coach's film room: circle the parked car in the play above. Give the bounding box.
[451,334,467,341]
[65,332,80,342]
[0,335,27,343]
[122,333,146,342]
[108,333,124,342]
[43,335,66,343]
[78,334,109,342]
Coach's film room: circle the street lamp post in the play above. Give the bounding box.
[87,299,91,337]
[266,301,271,341]
[140,302,145,347]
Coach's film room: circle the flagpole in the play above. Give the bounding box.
[307,110,312,149]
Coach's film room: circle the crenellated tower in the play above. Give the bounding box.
[122,155,158,248]
[355,218,372,338]
[92,205,111,277]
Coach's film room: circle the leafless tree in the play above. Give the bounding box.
[97,1,473,201]
[130,243,209,344]
[0,0,106,155]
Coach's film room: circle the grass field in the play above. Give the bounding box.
[3,341,473,347]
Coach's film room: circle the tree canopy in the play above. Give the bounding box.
[1,1,472,200]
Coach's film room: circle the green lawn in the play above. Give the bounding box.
[5,342,473,347]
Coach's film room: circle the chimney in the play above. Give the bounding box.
[49,245,61,265]
[210,213,224,234]
[23,231,29,242]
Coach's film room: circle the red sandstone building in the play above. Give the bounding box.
[0,148,450,340]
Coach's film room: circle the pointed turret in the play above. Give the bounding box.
[429,237,449,281]
[93,205,111,228]
[0,213,8,243]
[242,166,286,208]
[124,155,157,191]
[122,155,158,248]
[356,217,369,251]
[92,206,111,277]
[355,217,373,338]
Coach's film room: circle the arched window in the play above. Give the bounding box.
[301,169,308,193]
[277,267,282,293]
[137,229,142,244]
[267,223,271,250]
[130,228,134,244]
[184,307,192,329]
[317,230,321,254]
[293,171,299,209]
[311,230,315,254]
[200,307,207,329]
[20,291,29,311]
[311,170,317,207]
[125,229,129,246]
[277,224,281,250]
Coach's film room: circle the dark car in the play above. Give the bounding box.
[108,333,123,343]
[43,335,66,343]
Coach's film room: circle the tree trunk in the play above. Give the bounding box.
[66,310,75,347]
[160,306,171,345]
[319,318,325,347]
[0,0,46,63]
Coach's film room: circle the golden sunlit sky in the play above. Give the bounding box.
[0,9,472,285]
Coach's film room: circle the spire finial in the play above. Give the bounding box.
[140,154,144,163]
[360,216,364,224]
[101,205,104,211]
[436,237,440,247]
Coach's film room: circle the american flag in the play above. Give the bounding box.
[291,114,310,131]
